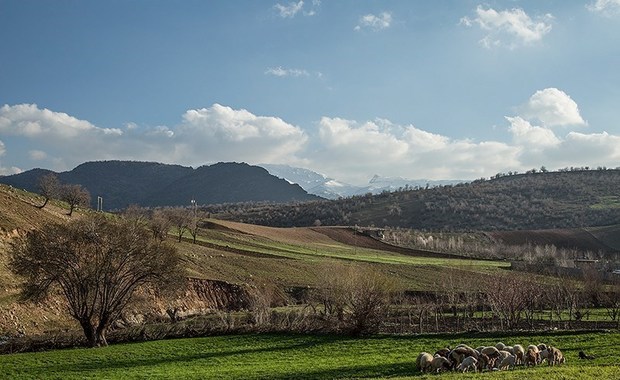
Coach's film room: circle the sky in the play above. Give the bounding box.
[1,0,620,185]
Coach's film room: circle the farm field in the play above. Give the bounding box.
[1,331,619,379]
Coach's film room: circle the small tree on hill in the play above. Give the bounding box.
[37,173,60,209]
[61,184,91,216]
[9,215,183,347]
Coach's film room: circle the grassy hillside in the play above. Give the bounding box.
[0,185,511,337]
[207,169,620,231]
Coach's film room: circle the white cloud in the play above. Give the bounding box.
[2,102,619,185]
[0,104,122,139]
[174,104,308,163]
[313,117,520,184]
[355,12,392,31]
[0,103,308,171]
[265,66,310,77]
[587,0,620,16]
[520,88,586,127]
[274,1,304,18]
[460,6,553,48]
[506,116,561,149]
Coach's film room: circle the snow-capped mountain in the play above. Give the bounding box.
[260,164,466,199]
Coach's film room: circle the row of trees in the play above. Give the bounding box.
[38,173,90,216]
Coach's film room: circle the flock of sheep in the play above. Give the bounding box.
[416,341,565,373]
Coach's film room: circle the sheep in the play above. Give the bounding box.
[449,345,478,369]
[480,346,501,369]
[524,347,540,367]
[502,345,515,355]
[431,356,452,373]
[416,352,434,373]
[512,344,525,365]
[537,343,548,352]
[493,350,512,369]
[496,342,506,351]
[499,354,516,370]
[434,348,451,359]
[539,348,550,364]
[457,356,478,373]
[476,353,490,372]
[547,346,565,366]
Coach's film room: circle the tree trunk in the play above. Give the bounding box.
[38,197,49,209]
[79,319,97,348]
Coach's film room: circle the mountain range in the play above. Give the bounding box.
[260,164,465,199]
[0,161,319,210]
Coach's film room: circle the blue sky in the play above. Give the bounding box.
[1,0,619,185]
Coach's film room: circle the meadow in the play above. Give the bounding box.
[1,331,619,379]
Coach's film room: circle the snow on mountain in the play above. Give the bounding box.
[260,164,467,200]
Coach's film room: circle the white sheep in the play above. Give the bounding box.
[495,342,506,351]
[416,352,433,373]
[512,344,525,365]
[499,354,516,370]
[494,350,512,369]
[457,356,478,373]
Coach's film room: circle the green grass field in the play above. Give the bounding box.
[1,331,619,379]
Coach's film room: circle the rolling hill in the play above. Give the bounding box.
[0,161,320,210]
[207,169,620,231]
[0,184,508,337]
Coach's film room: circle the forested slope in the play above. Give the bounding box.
[207,169,620,231]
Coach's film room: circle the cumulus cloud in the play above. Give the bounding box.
[2,101,619,185]
[587,0,620,16]
[312,117,520,184]
[0,104,122,139]
[460,6,553,48]
[354,12,392,31]
[520,88,586,127]
[0,103,308,172]
[506,116,561,149]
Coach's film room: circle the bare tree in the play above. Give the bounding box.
[61,184,91,216]
[604,277,620,329]
[316,263,396,335]
[149,209,172,241]
[486,274,527,330]
[9,214,183,347]
[164,208,191,242]
[37,173,60,209]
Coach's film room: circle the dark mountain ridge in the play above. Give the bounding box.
[0,161,320,210]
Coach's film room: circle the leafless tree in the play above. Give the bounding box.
[60,184,91,216]
[149,209,172,241]
[37,173,60,209]
[9,214,183,347]
[604,277,620,329]
[316,263,396,335]
[486,274,527,330]
[164,208,191,242]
